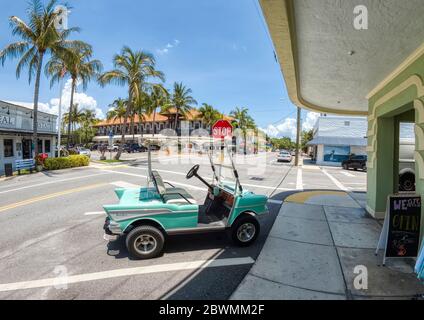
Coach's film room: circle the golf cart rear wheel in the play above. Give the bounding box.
[126,226,165,259]
[231,215,260,247]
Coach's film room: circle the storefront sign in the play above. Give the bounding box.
[376,194,421,265]
[0,114,16,128]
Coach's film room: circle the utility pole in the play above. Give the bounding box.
[295,107,301,166]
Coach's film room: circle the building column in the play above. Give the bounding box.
[414,98,424,241]
[367,117,396,219]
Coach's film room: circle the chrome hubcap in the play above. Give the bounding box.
[134,234,157,254]
[237,223,256,242]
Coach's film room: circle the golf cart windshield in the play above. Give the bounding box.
[208,148,243,194]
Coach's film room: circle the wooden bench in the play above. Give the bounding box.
[15,159,35,175]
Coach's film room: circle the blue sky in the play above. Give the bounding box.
[0,0,314,138]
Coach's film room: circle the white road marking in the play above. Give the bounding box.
[321,169,348,191]
[84,211,105,216]
[242,183,291,191]
[0,172,108,194]
[102,169,291,192]
[296,167,303,190]
[110,181,139,189]
[0,257,255,292]
[341,171,355,177]
[344,183,366,185]
[101,170,207,191]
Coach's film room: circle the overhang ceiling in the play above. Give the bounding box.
[260,0,424,115]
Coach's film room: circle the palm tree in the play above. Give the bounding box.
[98,46,164,159]
[80,109,98,144]
[230,107,256,155]
[46,45,102,148]
[146,84,169,137]
[198,103,221,133]
[0,0,84,157]
[106,98,128,137]
[167,82,197,132]
[133,92,149,137]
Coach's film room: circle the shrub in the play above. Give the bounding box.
[44,155,90,171]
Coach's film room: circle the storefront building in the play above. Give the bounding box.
[0,100,57,176]
[260,0,424,238]
[308,116,367,166]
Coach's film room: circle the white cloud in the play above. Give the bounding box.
[7,79,104,119]
[157,39,180,55]
[260,112,320,140]
[302,112,320,131]
[50,79,104,119]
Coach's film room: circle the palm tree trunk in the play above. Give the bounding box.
[131,115,135,142]
[174,110,181,152]
[174,111,179,131]
[67,78,76,149]
[115,94,132,160]
[152,108,157,138]
[32,52,44,158]
[243,130,247,155]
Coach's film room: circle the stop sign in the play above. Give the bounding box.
[212,120,233,139]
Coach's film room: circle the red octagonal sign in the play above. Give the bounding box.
[212,120,233,139]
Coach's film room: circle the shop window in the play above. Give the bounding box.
[4,139,14,157]
[45,140,51,153]
[38,140,43,153]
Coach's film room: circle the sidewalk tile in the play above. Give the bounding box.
[324,206,374,224]
[280,202,326,221]
[305,195,360,208]
[338,247,424,297]
[231,275,346,300]
[270,216,333,246]
[250,237,346,294]
[328,220,381,249]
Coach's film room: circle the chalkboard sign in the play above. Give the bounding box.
[376,194,422,265]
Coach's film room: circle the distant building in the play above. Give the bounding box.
[308,116,367,166]
[92,108,234,145]
[0,100,58,175]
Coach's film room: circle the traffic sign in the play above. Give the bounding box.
[212,120,233,139]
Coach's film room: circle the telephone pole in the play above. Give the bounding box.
[295,107,301,166]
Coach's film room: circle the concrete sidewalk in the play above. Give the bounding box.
[231,191,423,300]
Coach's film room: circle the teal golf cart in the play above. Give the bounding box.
[103,149,268,259]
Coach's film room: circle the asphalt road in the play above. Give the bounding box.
[0,152,366,300]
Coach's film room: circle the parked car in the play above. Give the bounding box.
[107,144,120,152]
[399,138,415,191]
[149,144,161,151]
[124,143,148,153]
[342,155,367,171]
[77,148,91,158]
[277,150,292,163]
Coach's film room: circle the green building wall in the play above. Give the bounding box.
[366,51,424,240]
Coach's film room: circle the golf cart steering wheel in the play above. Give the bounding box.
[186,165,200,179]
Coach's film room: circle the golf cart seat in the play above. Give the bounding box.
[164,188,197,204]
[151,170,197,205]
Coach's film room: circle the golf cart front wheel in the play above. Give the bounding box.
[126,225,165,259]
[231,215,260,247]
